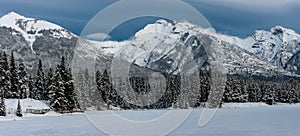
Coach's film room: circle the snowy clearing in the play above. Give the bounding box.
[0,104,300,136]
[222,102,271,108]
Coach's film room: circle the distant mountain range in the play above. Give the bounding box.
[0,12,299,79]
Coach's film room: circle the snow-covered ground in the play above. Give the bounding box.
[0,99,54,121]
[5,99,50,113]
[0,103,300,136]
[222,102,271,108]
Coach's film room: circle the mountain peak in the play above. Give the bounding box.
[0,11,29,21]
[0,11,66,31]
[270,26,299,36]
[0,11,74,54]
[6,11,26,18]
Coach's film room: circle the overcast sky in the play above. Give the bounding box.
[0,0,299,40]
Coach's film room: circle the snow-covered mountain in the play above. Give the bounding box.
[0,12,74,53]
[0,12,299,79]
[241,26,300,75]
[127,19,300,77]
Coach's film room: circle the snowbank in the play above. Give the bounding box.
[221,102,271,108]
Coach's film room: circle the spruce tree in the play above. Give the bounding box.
[95,71,103,102]
[18,62,28,99]
[9,52,19,98]
[287,81,299,104]
[16,100,22,117]
[49,70,67,112]
[0,52,10,98]
[28,76,34,99]
[57,56,78,111]
[44,68,53,101]
[96,70,113,106]
[58,56,67,82]
[265,83,275,105]
[247,82,258,102]
[199,72,210,102]
[33,60,44,100]
[64,68,77,111]
[0,53,3,97]
[0,97,6,116]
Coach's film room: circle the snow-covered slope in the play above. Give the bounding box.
[0,12,74,53]
[244,26,300,75]
[207,25,300,75]
[127,19,300,76]
[0,12,99,73]
[110,20,297,77]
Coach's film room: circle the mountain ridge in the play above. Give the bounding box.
[0,12,299,79]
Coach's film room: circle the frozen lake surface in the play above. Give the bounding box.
[1,105,300,136]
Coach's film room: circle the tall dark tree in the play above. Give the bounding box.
[0,53,3,97]
[0,97,6,116]
[96,69,117,109]
[33,59,44,100]
[64,68,78,111]
[0,52,10,98]
[49,70,67,112]
[247,81,259,102]
[57,56,78,111]
[9,52,19,98]
[199,72,210,102]
[265,83,275,105]
[44,68,54,101]
[58,56,67,82]
[97,70,113,104]
[18,62,28,99]
[287,80,299,104]
[95,71,103,101]
[28,76,34,99]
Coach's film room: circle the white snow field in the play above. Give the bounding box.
[1,104,300,136]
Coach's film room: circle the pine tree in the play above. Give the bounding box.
[44,68,54,101]
[58,56,67,82]
[18,62,28,99]
[0,97,6,116]
[95,71,103,102]
[0,53,3,97]
[287,80,299,104]
[199,72,210,102]
[57,56,78,111]
[265,83,275,105]
[97,70,113,106]
[33,60,44,100]
[223,77,234,102]
[247,81,259,102]
[64,68,78,111]
[0,52,10,98]
[16,100,22,117]
[49,70,67,112]
[9,52,19,98]
[28,76,34,98]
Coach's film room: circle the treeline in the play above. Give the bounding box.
[0,52,79,116]
[1,51,300,115]
[86,71,300,109]
[223,76,300,105]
